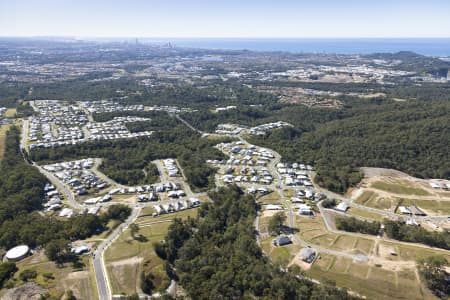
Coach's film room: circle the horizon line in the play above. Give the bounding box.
[1,35,450,39]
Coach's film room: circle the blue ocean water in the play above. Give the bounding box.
[146,38,450,56]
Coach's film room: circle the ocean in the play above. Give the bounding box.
[144,38,450,57]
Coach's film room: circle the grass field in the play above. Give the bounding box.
[331,235,357,251]
[295,215,338,247]
[260,238,298,266]
[4,108,16,118]
[371,181,430,196]
[105,208,198,295]
[139,206,155,217]
[257,192,282,205]
[354,190,376,205]
[347,207,385,221]
[354,238,374,255]
[399,198,450,215]
[0,124,13,160]
[394,243,450,262]
[308,254,436,300]
[354,190,395,210]
[282,189,295,198]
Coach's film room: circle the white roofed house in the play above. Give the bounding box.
[264,204,283,210]
[429,182,441,189]
[189,198,201,207]
[298,204,313,215]
[291,197,304,203]
[335,202,349,212]
[300,248,316,263]
[59,208,74,218]
[398,206,412,215]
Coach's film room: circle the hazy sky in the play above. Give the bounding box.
[1,0,450,38]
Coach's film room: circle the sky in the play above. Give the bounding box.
[1,0,450,38]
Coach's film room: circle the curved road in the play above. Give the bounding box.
[34,164,85,210]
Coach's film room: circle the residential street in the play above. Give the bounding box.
[93,207,140,300]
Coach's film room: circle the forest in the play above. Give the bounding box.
[0,82,29,108]
[155,185,357,299]
[0,126,47,223]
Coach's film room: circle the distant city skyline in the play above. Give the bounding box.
[1,0,450,38]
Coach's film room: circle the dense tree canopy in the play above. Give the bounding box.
[160,185,357,299]
[268,212,287,236]
[335,217,381,236]
[0,126,47,224]
[0,262,17,288]
[418,255,450,299]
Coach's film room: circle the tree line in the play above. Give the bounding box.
[335,216,381,236]
[384,220,450,250]
[335,216,449,251]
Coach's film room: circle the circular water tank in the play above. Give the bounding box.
[5,245,30,261]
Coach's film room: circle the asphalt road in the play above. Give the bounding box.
[93,207,140,300]
[34,163,85,210]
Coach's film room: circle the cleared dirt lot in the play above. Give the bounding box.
[308,253,436,300]
[351,168,450,216]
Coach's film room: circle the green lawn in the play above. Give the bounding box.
[347,207,385,221]
[371,181,430,196]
